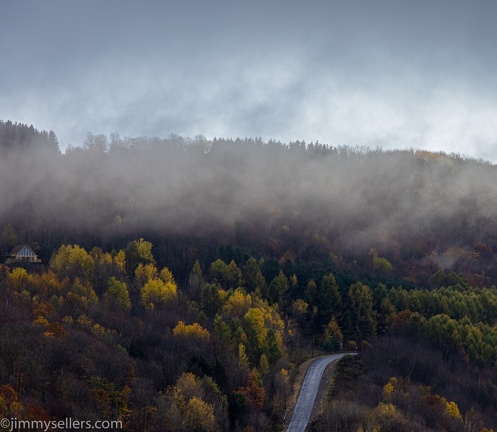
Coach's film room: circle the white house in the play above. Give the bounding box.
[5,244,41,264]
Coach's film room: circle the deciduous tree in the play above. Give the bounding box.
[141,278,177,308]
[104,277,131,311]
[50,244,94,281]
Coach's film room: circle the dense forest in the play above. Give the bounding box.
[1,120,497,431]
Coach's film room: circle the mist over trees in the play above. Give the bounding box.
[2,120,497,430]
[2,122,497,284]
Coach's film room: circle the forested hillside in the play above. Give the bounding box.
[1,121,497,431]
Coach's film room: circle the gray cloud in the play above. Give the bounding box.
[1,0,497,160]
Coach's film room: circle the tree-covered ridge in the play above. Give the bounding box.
[1,238,497,430]
[2,126,497,289]
[1,121,497,430]
[0,240,294,431]
[311,347,496,432]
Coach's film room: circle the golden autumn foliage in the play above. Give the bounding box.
[291,298,308,317]
[134,263,158,285]
[173,321,210,341]
[382,377,398,398]
[375,402,397,416]
[383,382,395,397]
[33,316,49,327]
[223,289,253,318]
[184,396,217,431]
[31,301,55,320]
[4,139,497,431]
[140,278,177,308]
[45,322,68,339]
[159,267,175,284]
[258,354,270,377]
[238,343,250,370]
[28,270,61,297]
[167,373,221,432]
[323,317,343,351]
[113,250,126,273]
[6,267,30,292]
[445,401,462,419]
[243,308,268,348]
[50,244,95,281]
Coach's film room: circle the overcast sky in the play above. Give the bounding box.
[1,0,497,160]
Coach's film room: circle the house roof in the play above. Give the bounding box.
[9,244,35,255]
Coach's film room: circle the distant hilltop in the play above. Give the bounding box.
[1,123,497,286]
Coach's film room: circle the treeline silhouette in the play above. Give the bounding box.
[0,120,60,154]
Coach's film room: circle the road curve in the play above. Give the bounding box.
[287,353,350,432]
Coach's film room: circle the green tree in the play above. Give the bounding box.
[377,297,396,334]
[243,258,266,293]
[315,273,342,331]
[188,259,205,302]
[210,259,229,286]
[125,238,155,272]
[268,270,288,304]
[71,277,99,303]
[227,260,243,289]
[201,283,225,317]
[348,282,376,340]
[210,259,242,290]
[265,328,282,365]
[90,247,125,294]
[304,279,318,304]
[213,315,233,346]
[104,277,131,311]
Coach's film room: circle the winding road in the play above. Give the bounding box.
[287,353,351,432]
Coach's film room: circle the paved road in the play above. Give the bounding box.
[287,353,350,432]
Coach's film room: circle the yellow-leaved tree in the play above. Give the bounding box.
[163,373,224,432]
[134,263,158,285]
[6,267,30,292]
[50,244,94,281]
[141,278,177,308]
[173,321,210,341]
